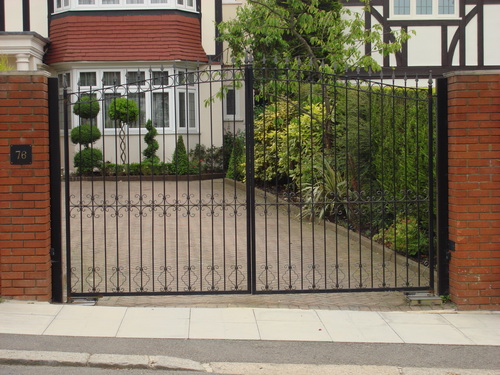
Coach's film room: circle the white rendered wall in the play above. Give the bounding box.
[483,5,500,66]
[4,0,48,36]
[201,0,216,56]
[408,26,441,67]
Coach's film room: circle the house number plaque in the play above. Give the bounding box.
[10,145,32,165]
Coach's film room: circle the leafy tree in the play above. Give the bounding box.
[108,97,139,124]
[218,0,410,73]
[218,0,412,148]
[0,55,15,71]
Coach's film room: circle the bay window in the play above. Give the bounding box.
[54,0,196,13]
[74,68,198,133]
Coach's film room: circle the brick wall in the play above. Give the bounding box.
[0,73,52,301]
[447,71,500,310]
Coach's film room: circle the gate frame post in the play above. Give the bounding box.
[244,57,256,294]
[427,74,436,292]
[49,77,63,303]
[436,77,450,296]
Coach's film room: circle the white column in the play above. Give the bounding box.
[15,54,31,71]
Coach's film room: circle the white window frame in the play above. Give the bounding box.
[53,0,196,13]
[70,68,199,135]
[389,0,459,19]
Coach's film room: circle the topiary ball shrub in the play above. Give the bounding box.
[73,95,100,119]
[74,147,103,175]
[108,97,139,124]
[70,124,101,147]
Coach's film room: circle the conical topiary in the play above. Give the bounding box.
[170,136,189,175]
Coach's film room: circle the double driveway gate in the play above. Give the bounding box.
[60,63,436,298]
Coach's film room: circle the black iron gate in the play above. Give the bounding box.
[61,63,436,298]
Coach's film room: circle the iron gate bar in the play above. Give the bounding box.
[61,62,437,299]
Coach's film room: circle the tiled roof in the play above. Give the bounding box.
[45,13,207,64]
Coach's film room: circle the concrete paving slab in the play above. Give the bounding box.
[379,311,475,345]
[257,320,331,341]
[386,322,474,345]
[189,308,260,340]
[116,307,190,338]
[190,307,257,323]
[253,308,320,322]
[0,313,56,335]
[316,310,403,343]
[441,313,500,346]
[43,305,126,337]
[380,311,451,325]
[0,302,63,316]
[189,321,261,340]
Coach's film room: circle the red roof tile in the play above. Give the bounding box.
[45,13,208,64]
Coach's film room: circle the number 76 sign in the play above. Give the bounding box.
[10,145,32,165]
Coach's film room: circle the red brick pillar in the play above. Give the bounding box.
[447,71,500,310]
[0,73,52,301]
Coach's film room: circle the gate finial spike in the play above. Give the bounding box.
[428,70,433,85]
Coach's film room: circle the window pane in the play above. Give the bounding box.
[58,73,70,88]
[226,88,236,116]
[179,92,186,128]
[103,72,121,86]
[416,0,432,14]
[152,71,169,85]
[153,93,170,128]
[102,0,119,4]
[151,0,169,3]
[79,72,96,87]
[126,71,146,85]
[394,0,410,14]
[127,93,146,128]
[127,0,144,3]
[56,0,62,8]
[188,92,196,128]
[177,0,184,5]
[439,0,455,14]
[78,0,95,4]
[178,72,195,86]
[187,0,193,6]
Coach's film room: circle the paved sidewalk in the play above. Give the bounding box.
[0,300,498,345]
